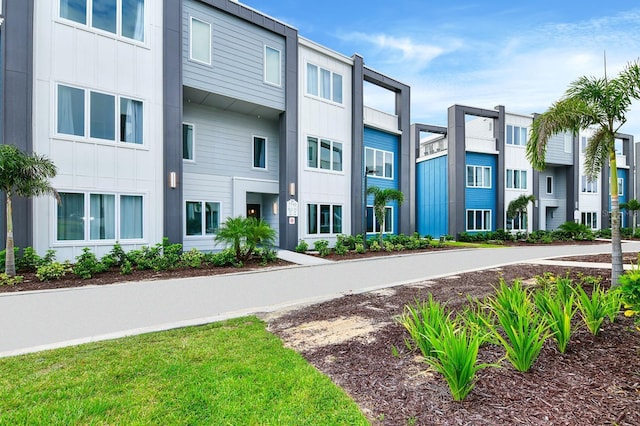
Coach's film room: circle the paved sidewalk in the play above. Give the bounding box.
[2,242,639,357]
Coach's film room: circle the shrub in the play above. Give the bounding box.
[367,240,380,252]
[73,248,107,279]
[16,247,42,272]
[556,221,595,241]
[180,248,205,268]
[295,239,309,253]
[595,228,612,239]
[0,248,19,270]
[313,240,330,257]
[0,273,24,286]
[573,283,620,335]
[534,283,576,353]
[398,295,449,358]
[36,262,70,281]
[258,247,278,265]
[355,243,366,254]
[101,242,127,268]
[215,217,276,263]
[120,260,133,275]
[336,234,357,250]
[619,263,640,322]
[334,241,349,256]
[208,248,241,267]
[383,241,394,252]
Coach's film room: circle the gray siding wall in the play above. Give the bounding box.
[183,0,285,110]
[540,168,568,230]
[545,132,573,165]
[183,103,280,180]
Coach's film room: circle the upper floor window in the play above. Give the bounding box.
[506,169,527,189]
[563,133,572,154]
[466,165,491,188]
[253,136,267,169]
[264,46,281,86]
[307,137,343,172]
[581,176,598,193]
[546,176,553,194]
[57,84,143,145]
[190,17,211,65]
[581,136,588,153]
[506,125,527,146]
[615,138,624,155]
[365,147,393,179]
[59,0,145,42]
[306,63,343,104]
[183,123,194,161]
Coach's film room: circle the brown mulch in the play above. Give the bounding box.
[266,262,640,426]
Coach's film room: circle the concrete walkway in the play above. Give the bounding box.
[2,242,639,358]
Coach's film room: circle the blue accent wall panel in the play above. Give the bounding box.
[465,152,497,231]
[416,155,448,237]
[611,168,628,227]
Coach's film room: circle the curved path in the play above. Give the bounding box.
[2,241,639,357]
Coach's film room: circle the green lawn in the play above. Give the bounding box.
[0,317,368,425]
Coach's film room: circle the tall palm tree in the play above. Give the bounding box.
[0,145,58,276]
[526,59,640,286]
[506,194,536,238]
[620,199,640,235]
[366,186,404,244]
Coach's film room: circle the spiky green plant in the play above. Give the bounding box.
[398,295,448,358]
[573,283,620,335]
[534,286,576,353]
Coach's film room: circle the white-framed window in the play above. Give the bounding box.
[610,177,624,195]
[57,84,144,145]
[307,204,343,234]
[466,209,492,232]
[563,133,572,154]
[264,46,281,86]
[581,136,588,153]
[546,176,553,194]
[56,192,144,241]
[506,211,527,231]
[366,206,393,234]
[615,138,624,155]
[183,123,194,161]
[59,0,145,42]
[185,201,220,236]
[581,211,598,229]
[581,175,598,193]
[466,165,491,188]
[306,63,343,104]
[307,136,343,172]
[506,169,527,189]
[506,125,527,146]
[365,147,393,179]
[253,136,267,169]
[190,17,211,65]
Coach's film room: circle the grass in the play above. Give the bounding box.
[442,241,507,249]
[0,317,368,425]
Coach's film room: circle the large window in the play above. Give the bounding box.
[190,17,211,64]
[306,63,343,104]
[366,206,393,234]
[183,123,194,160]
[506,125,527,146]
[264,46,281,86]
[466,209,492,232]
[506,169,527,189]
[307,137,343,172]
[307,204,342,235]
[365,147,393,179]
[581,212,598,229]
[253,136,267,169]
[507,211,527,231]
[57,192,143,241]
[57,84,143,145]
[546,176,553,194]
[581,176,598,193]
[186,201,220,236]
[466,165,491,188]
[59,0,145,42]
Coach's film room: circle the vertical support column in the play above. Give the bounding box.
[447,105,466,237]
[494,105,505,230]
[396,82,411,235]
[350,54,365,236]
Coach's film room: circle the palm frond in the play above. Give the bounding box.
[583,127,612,180]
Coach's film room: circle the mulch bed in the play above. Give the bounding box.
[267,263,640,425]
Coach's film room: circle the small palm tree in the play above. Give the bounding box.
[366,186,404,244]
[506,194,536,238]
[526,59,640,286]
[215,216,275,262]
[620,199,640,234]
[0,145,58,276]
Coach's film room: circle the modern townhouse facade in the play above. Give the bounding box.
[1,0,413,260]
[414,104,636,238]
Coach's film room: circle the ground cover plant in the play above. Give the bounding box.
[0,317,368,425]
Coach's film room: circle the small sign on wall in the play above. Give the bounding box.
[289,217,295,225]
[286,199,299,217]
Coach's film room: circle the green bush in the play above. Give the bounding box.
[73,248,107,279]
[36,262,70,281]
[336,234,357,250]
[334,241,348,256]
[596,228,612,239]
[355,243,366,254]
[208,248,241,267]
[573,282,620,335]
[619,263,640,321]
[120,260,133,275]
[0,248,19,269]
[16,247,42,272]
[367,240,380,252]
[294,239,309,253]
[101,243,127,268]
[180,248,205,268]
[0,273,24,286]
[398,295,449,358]
[313,240,330,257]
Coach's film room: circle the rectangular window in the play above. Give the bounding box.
[581,136,588,153]
[90,91,115,140]
[615,138,624,155]
[546,176,553,194]
[120,97,143,144]
[506,169,527,189]
[366,206,393,233]
[466,209,492,231]
[305,62,343,104]
[185,201,220,236]
[264,46,281,86]
[307,203,343,235]
[59,0,144,41]
[183,123,194,160]
[253,136,267,169]
[506,211,527,231]
[365,147,393,179]
[618,177,624,195]
[466,165,491,188]
[581,176,598,193]
[190,17,211,64]
[57,85,85,136]
[57,192,144,241]
[506,125,527,146]
[307,136,343,172]
[563,133,572,153]
[581,212,598,229]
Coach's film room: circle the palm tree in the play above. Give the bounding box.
[0,145,58,276]
[506,194,536,238]
[620,199,640,235]
[215,216,275,263]
[366,186,404,244]
[526,59,640,286]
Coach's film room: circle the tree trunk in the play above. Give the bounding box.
[5,195,16,276]
[609,152,623,287]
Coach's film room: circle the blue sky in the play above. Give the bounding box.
[243,0,640,137]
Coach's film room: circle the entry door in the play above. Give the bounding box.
[247,204,261,219]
